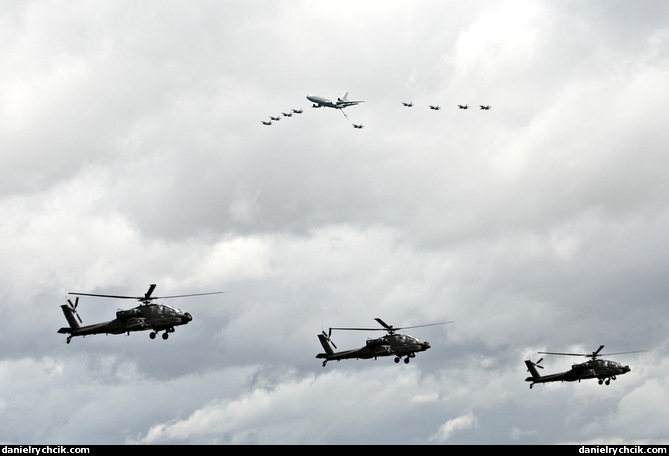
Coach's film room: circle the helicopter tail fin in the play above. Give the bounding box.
[59,303,81,331]
[317,333,335,356]
[525,359,542,379]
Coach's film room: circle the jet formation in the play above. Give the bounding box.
[261,92,492,128]
[261,108,303,126]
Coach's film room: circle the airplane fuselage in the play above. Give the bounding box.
[306,93,363,110]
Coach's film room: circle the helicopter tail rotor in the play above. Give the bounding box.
[67,297,82,323]
[59,296,82,330]
[527,357,544,371]
[322,330,337,349]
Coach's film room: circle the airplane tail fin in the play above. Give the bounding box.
[317,333,335,356]
[339,92,349,102]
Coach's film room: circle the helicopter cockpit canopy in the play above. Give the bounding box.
[399,334,421,344]
[159,304,182,315]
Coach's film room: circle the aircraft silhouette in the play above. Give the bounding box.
[458,104,469,109]
[58,284,223,344]
[525,345,647,389]
[479,105,491,110]
[291,108,304,114]
[352,123,364,129]
[269,116,281,122]
[261,120,272,126]
[402,101,413,107]
[281,112,293,117]
[307,92,363,121]
[307,92,363,109]
[316,318,453,367]
[429,105,441,110]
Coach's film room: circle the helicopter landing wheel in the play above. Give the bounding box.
[404,357,410,364]
[162,332,169,340]
[66,338,72,344]
[149,332,156,340]
[394,357,400,363]
[598,379,603,385]
[605,379,610,385]
[322,361,327,367]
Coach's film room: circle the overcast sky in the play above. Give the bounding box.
[2,0,669,445]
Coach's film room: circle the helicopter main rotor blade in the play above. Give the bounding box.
[374,318,392,331]
[538,351,591,357]
[595,349,649,356]
[329,326,384,332]
[392,321,455,331]
[330,319,454,333]
[145,284,157,300]
[538,348,648,358]
[538,345,606,358]
[151,291,224,300]
[68,291,224,300]
[68,292,140,299]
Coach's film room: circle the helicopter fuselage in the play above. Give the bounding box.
[58,303,192,343]
[525,358,631,388]
[316,332,431,366]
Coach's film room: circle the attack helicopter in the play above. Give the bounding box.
[57,284,223,344]
[525,345,647,389]
[316,317,453,367]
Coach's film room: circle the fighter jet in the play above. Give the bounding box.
[292,109,304,114]
[480,105,491,110]
[458,104,469,109]
[269,116,281,121]
[261,120,272,126]
[352,123,364,129]
[281,112,293,117]
[429,105,441,110]
[402,101,413,107]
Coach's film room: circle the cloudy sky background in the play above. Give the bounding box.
[2,0,669,445]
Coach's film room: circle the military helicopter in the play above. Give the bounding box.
[57,284,223,344]
[316,317,453,367]
[525,345,647,389]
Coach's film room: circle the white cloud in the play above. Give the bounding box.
[429,411,479,443]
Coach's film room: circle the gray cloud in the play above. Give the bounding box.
[1,0,668,445]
